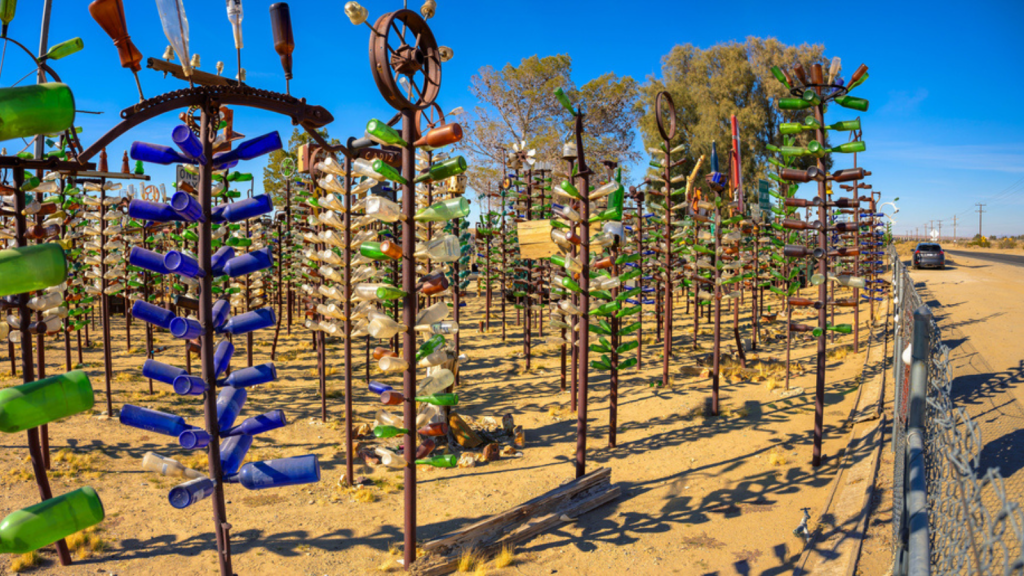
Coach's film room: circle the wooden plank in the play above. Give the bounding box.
[412,483,620,576]
[516,220,603,260]
[421,467,611,553]
[516,220,556,260]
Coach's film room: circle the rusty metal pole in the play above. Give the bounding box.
[812,102,828,467]
[574,112,590,479]
[852,136,861,353]
[712,201,722,416]
[12,167,73,566]
[662,136,673,388]
[343,148,355,487]
[400,113,418,570]
[99,180,114,416]
[197,107,233,576]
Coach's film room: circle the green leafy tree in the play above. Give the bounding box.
[463,54,642,207]
[262,127,340,206]
[636,37,829,205]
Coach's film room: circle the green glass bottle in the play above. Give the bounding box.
[415,454,457,468]
[0,244,67,298]
[376,285,407,301]
[833,95,869,112]
[373,425,409,439]
[415,156,467,184]
[778,97,813,110]
[0,370,93,433]
[553,87,575,115]
[826,119,860,132]
[592,301,620,316]
[769,66,791,90]
[617,358,638,370]
[556,181,582,200]
[183,229,199,242]
[371,159,408,185]
[414,393,458,406]
[829,141,866,154]
[415,334,446,362]
[414,197,470,222]
[0,83,75,142]
[45,38,84,61]
[801,89,821,106]
[0,486,104,554]
[366,118,408,148]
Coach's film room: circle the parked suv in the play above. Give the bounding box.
[913,243,945,269]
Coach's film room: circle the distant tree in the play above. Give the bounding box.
[636,37,830,206]
[262,128,340,206]
[462,54,642,198]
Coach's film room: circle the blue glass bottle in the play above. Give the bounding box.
[213,340,234,379]
[129,247,171,275]
[223,247,273,278]
[170,191,203,222]
[168,477,215,509]
[219,433,253,476]
[171,125,207,165]
[212,299,230,330]
[142,359,187,385]
[218,308,275,335]
[169,317,202,340]
[164,250,204,278]
[210,246,235,276]
[220,194,273,223]
[120,405,194,437]
[212,132,282,169]
[216,386,247,434]
[172,375,206,396]
[227,454,320,490]
[132,300,177,330]
[223,409,286,437]
[222,363,276,389]
[368,381,392,395]
[130,142,193,165]
[178,427,209,449]
[128,199,185,223]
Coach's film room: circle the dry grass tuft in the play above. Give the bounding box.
[765,377,780,393]
[181,453,209,472]
[768,447,788,467]
[547,405,573,421]
[66,526,108,560]
[10,551,42,572]
[493,544,516,568]
[352,488,377,503]
[51,449,101,479]
[7,466,33,482]
[457,548,483,573]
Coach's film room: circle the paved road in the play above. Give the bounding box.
[945,248,1024,267]
[908,250,1024,508]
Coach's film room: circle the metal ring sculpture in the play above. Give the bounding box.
[369,9,442,111]
[655,91,677,142]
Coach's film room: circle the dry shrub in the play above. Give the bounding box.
[998,238,1017,249]
[181,453,209,472]
[10,551,42,573]
[547,405,573,421]
[765,377,780,393]
[52,449,101,480]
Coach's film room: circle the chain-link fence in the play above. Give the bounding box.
[890,246,1024,575]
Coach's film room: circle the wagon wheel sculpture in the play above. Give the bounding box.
[369,8,442,111]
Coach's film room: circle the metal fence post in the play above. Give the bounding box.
[901,305,933,576]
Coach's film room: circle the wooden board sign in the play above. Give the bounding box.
[516,220,603,260]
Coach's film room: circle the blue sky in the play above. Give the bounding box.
[9,0,1023,237]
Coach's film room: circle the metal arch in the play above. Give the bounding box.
[77,84,334,163]
[655,91,677,142]
[412,102,446,143]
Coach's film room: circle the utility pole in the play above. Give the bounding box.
[938,221,942,242]
[976,203,986,239]
[953,215,957,243]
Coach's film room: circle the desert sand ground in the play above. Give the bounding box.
[1,280,887,576]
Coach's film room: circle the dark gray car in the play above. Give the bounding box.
[913,243,945,269]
